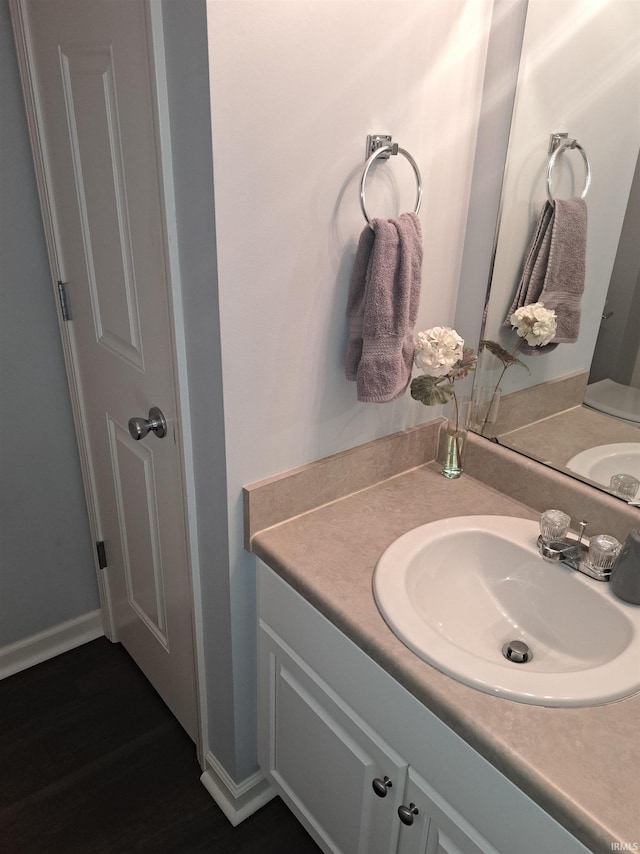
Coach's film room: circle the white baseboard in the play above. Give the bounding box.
[0,609,104,680]
[200,750,276,826]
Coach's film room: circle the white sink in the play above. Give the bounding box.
[373,516,640,707]
[566,443,640,486]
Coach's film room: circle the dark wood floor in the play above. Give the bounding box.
[0,637,321,853]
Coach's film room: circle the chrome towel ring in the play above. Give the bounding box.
[546,132,591,204]
[360,135,422,228]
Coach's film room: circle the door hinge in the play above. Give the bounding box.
[96,540,107,570]
[57,280,72,321]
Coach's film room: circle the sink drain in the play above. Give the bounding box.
[502,640,532,663]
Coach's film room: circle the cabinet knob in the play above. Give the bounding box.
[398,803,419,826]
[372,775,393,798]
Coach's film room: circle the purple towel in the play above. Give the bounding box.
[506,198,587,354]
[344,225,375,382]
[344,213,423,402]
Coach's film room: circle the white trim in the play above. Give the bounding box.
[200,750,276,826]
[0,610,104,680]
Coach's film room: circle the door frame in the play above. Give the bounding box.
[9,0,206,759]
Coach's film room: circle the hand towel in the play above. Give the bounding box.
[507,201,554,314]
[344,212,423,402]
[344,224,375,381]
[506,197,587,354]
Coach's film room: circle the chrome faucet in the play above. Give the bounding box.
[537,519,611,581]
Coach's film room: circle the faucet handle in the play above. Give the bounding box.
[540,509,571,542]
[587,534,621,574]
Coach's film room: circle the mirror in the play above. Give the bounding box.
[472,0,640,502]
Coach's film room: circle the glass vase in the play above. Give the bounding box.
[439,397,470,479]
[470,385,501,438]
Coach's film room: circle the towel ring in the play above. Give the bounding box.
[360,144,423,228]
[546,139,591,204]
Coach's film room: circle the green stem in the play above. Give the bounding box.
[452,385,459,434]
[451,387,464,467]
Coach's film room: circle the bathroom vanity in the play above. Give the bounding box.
[258,563,591,854]
[246,424,640,854]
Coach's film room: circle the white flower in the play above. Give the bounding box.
[510,303,557,347]
[414,326,464,377]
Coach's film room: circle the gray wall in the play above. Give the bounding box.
[0,0,99,647]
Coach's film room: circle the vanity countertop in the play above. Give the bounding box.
[250,463,640,853]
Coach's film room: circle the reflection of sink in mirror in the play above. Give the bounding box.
[373,516,640,707]
[566,443,640,486]
[584,379,640,427]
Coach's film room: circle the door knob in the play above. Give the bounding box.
[398,803,419,826]
[128,406,167,440]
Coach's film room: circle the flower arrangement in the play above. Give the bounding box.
[410,326,477,476]
[478,302,558,435]
[409,304,557,469]
[411,326,477,404]
[510,302,558,347]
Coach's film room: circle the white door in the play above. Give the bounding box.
[14,0,198,741]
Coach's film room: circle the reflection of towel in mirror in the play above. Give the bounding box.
[506,197,587,354]
[344,213,422,402]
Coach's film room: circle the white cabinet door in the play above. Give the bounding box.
[259,627,406,854]
[397,768,498,854]
[395,767,433,854]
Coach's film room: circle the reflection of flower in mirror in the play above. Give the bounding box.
[477,303,558,436]
[510,302,558,347]
[479,339,530,374]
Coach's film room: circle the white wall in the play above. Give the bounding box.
[206,0,493,780]
[482,0,640,394]
[0,0,99,647]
